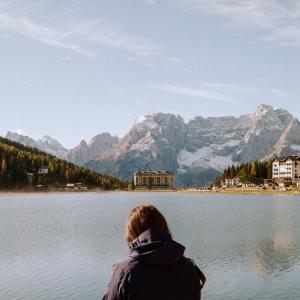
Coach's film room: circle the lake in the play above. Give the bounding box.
[0,192,300,299]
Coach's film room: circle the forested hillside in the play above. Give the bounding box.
[217,161,273,185]
[0,137,127,190]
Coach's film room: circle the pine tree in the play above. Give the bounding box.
[250,163,257,177]
[1,158,7,175]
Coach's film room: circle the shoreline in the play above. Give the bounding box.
[177,188,300,196]
[0,189,300,196]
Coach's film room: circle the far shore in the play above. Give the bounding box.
[0,189,119,195]
[178,187,300,196]
[1,187,300,196]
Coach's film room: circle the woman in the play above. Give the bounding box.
[102,204,206,300]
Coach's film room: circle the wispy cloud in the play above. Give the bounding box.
[154,82,257,104]
[0,13,94,56]
[174,0,300,47]
[146,0,156,5]
[0,4,162,58]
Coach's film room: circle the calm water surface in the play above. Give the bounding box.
[1,192,300,300]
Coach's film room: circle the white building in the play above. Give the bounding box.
[272,156,300,186]
[38,166,48,174]
[224,176,241,187]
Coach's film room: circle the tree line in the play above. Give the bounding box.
[216,161,273,185]
[0,137,128,190]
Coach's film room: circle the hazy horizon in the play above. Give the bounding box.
[1,1,300,148]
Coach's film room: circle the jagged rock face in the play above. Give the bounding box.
[235,105,293,162]
[6,132,37,148]
[5,131,119,164]
[5,132,68,159]
[66,140,89,166]
[36,135,68,159]
[89,133,119,161]
[88,105,300,186]
[178,115,252,173]
[67,133,119,165]
[107,114,186,159]
[5,104,300,186]
[96,114,187,179]
[264,118,300,159]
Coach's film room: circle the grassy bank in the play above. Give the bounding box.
[178,187,300,196]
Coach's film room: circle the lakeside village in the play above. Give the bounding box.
[184,155,300,193]
[30,155,300,193]
[130,155,300,193]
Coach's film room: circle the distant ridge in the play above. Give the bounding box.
[86,104,300,186]
[5,132,120,165]
[5,104,300,186]
[0,137,127,190]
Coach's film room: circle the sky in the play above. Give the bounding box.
[1,0,300,148]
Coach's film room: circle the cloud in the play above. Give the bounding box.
[174,0,300,47]
[0,13,94,56]
[146,0,156,5]
[0,6,162,58]
[154,82,257,104]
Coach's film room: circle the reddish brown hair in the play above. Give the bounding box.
[126,204,171,244]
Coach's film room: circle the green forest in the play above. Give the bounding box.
[217,161,273,185]
[0,137,128,190]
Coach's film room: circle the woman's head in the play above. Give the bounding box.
[126,204,171,244]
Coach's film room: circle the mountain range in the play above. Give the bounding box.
[4,104,300,186]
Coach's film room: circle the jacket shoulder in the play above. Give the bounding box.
[183,257,206,287]
[102,259,134,300]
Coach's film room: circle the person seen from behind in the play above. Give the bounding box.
[102,204,206,300]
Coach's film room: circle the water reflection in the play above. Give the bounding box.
[254,198,299,276]
[255,234,297,276]
[1,193,300,300]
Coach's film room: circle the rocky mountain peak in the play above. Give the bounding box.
[79,140,88,147]
[5,104,300,186]
[66,133,120,166]
[5,131,37,147]
[254,104,273,118]
[38,135,66,150]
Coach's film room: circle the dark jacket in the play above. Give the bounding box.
[102,228,206,300]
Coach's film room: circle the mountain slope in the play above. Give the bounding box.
[87,114,187,180]
[5,131,119,165]
[67,133,119,165]
[5,104,300,186]
[0,137,127,190]
[87,105,300,186]
[264,118,300,160]
[235,105,293,162]
[5,132,68,159]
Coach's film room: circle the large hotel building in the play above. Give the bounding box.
[272,156,300,185]
[133,170,174,190]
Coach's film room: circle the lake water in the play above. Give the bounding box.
[0,192,300,300]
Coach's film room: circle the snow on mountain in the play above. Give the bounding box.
[5,104,300,186]
[87,105,300,186]
[178,147,234,171]
[88,113,187,180]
